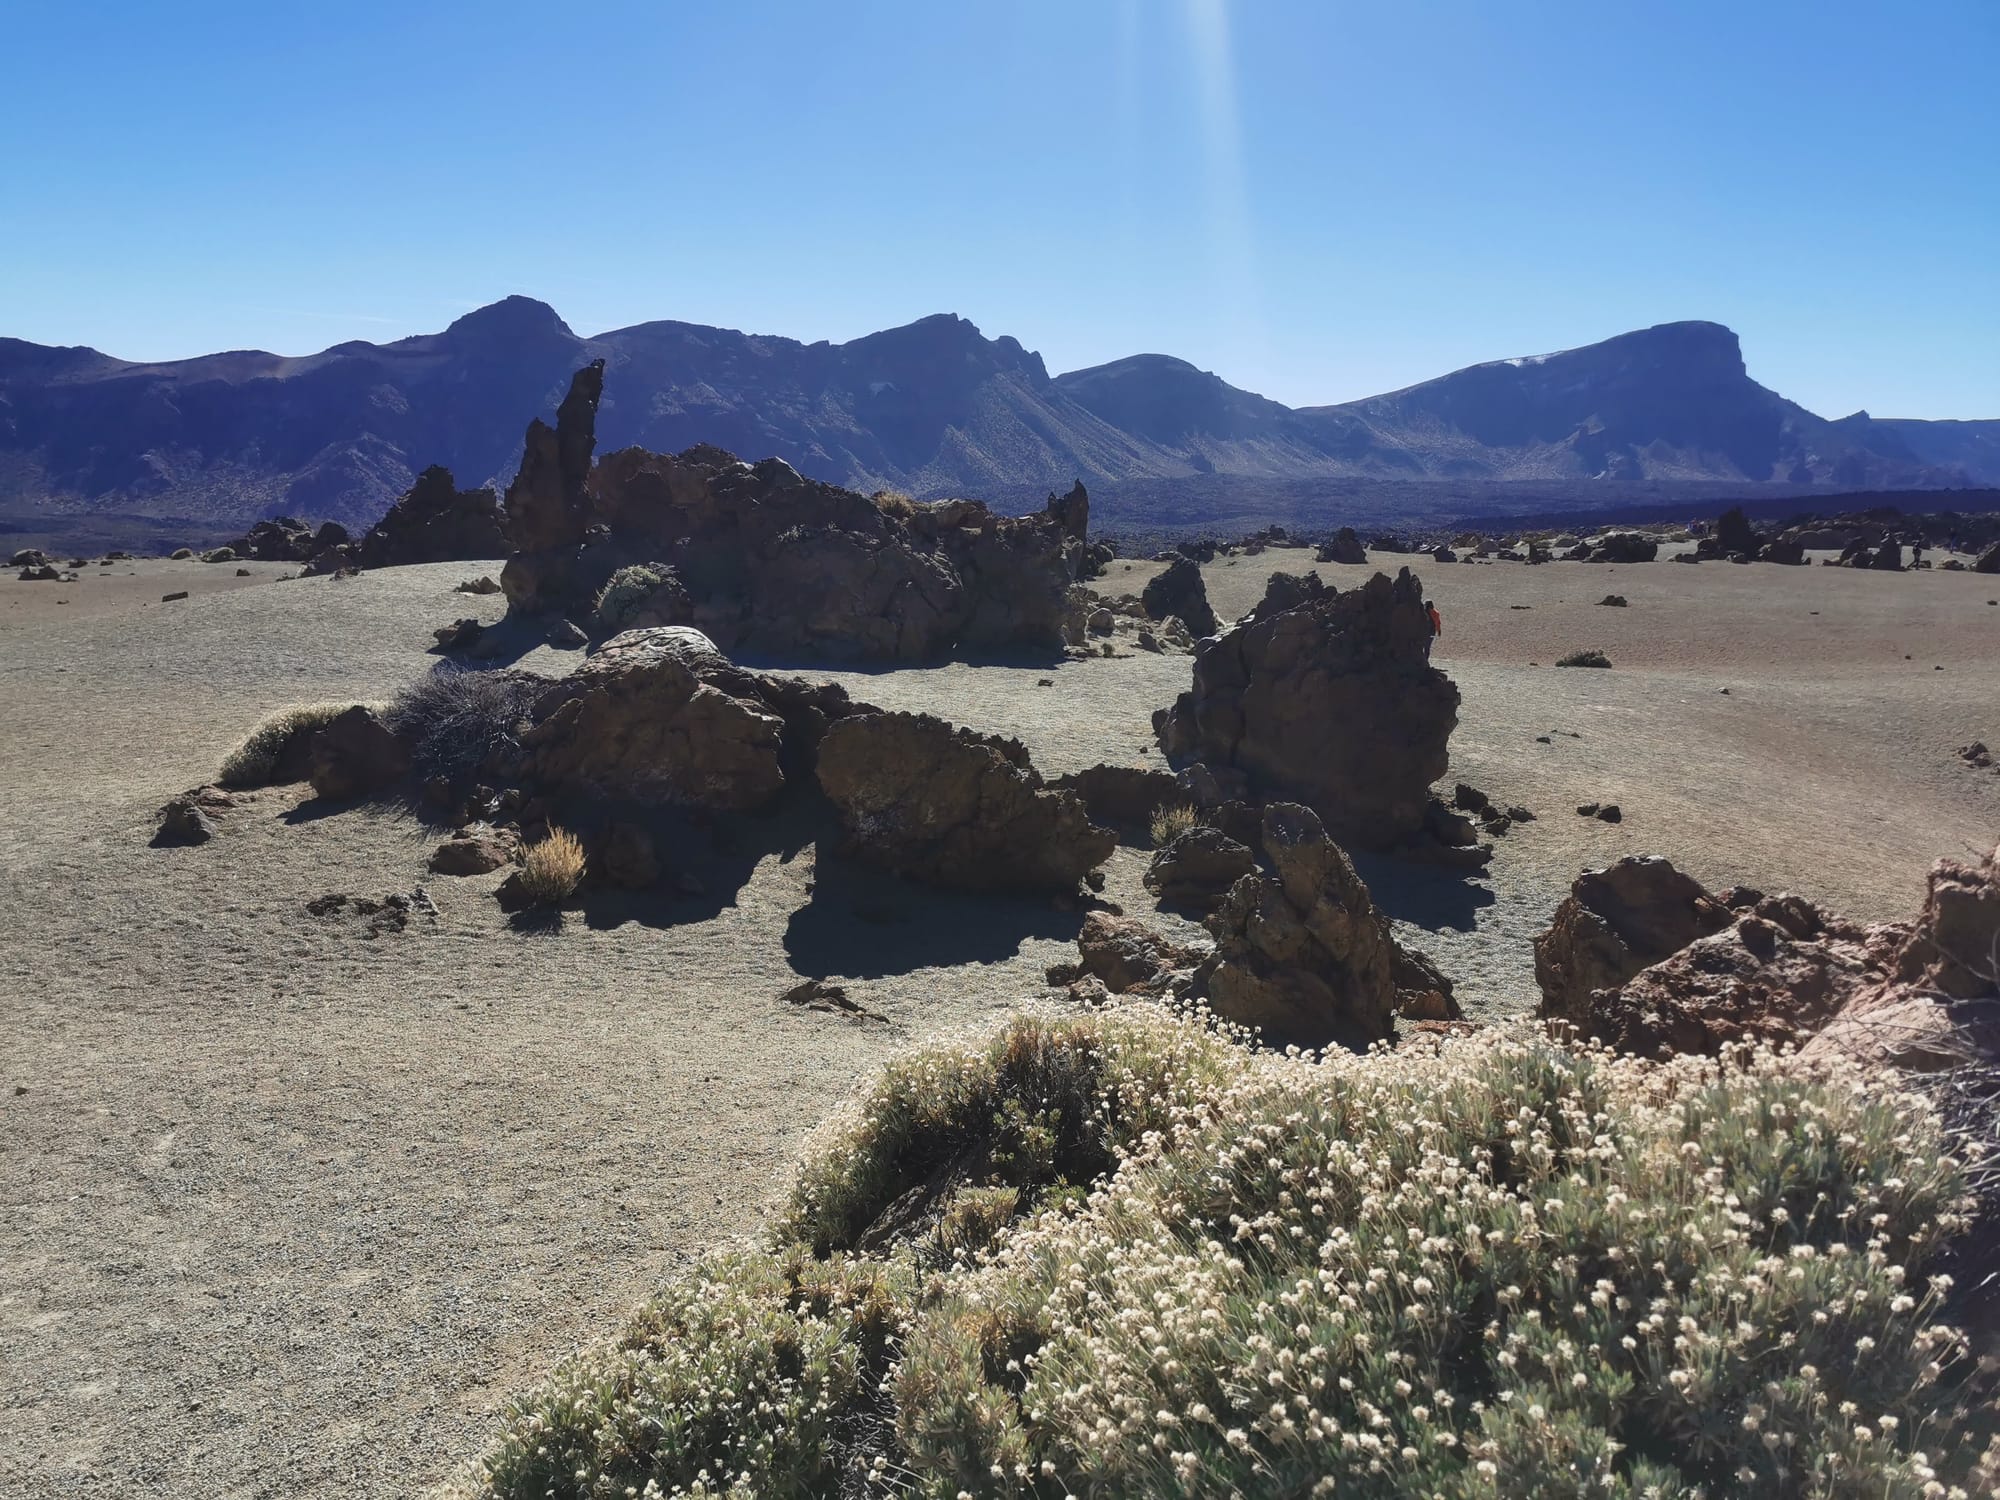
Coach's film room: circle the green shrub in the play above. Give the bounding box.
[1558,649,1613,668]
[591,563,685,636]
[468,1019,1999,1500]
[215,702,358,787]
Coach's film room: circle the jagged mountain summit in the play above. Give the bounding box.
[0,301,1991,535]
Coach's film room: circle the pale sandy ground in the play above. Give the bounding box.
[1,549,1997,1498]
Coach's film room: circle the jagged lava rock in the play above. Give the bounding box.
[356,464,506,568]
[1155,568,1458,851]
[1144,824,1256,912]
[1140,555,1218,639]
[815,711,1114,893]
[1533,855,1733,1027]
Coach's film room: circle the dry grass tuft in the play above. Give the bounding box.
[216,702,358,787]
[871,488,920,518]
[1149,801,1198,847]
[517,827,584,906]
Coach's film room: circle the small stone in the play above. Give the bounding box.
[161,591,189,603]
[1576,802,1599,817]
[1596,804,1623,823]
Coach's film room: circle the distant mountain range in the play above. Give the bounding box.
[1,298,1994,538]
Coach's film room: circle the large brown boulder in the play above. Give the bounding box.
[309,707,413,800]
[1144,824,1256,912]
[357,465,506,569]
[495,366,1084,660]
[1974,541,2000,574]
[1316,527,1366,565]
[1195,802,1455,1049]
[521,627,866,811]
[1074,912,1200,995]
[815,712,1114,893]
[1533,856,1733,1028]
[1155,568,1458,850]
[1047,764,1184,832]
[1582,898,1881,1056]
[1592,531,1659,563]
[1141,556,1218,639]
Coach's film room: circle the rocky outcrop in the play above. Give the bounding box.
[1591,531,1659,563]
[1141,557,1218,639]
[1975,541,2000,574]
[309,707,413,801]
[224,516,350,563]
[1194,802,1457,1049]
[1155,568,1459,850]
[521,627,871,812]
[1316,527,1366,565]
[815,712,1114,893]
[495,365,1086,661]
[355,464,507,569]
[1533,856,1733,1029]
[1047,764,1183,833]
[153,787,232,846]
[1144,824,1256,912]
[1074,912,1201,995]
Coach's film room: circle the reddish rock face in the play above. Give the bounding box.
[1074,912,1200,995]
[815,711,1114,894]
[1156,568,1459,851]
[1533,855,1734,1027]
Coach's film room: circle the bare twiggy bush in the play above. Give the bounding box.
[382,665,545,784]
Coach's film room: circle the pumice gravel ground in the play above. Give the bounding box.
[1,547,1995,1496]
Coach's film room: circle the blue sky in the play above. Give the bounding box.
[3,0,1994,417]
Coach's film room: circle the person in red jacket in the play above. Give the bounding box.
[1424,599,1442,660]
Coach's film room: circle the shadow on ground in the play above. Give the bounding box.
[784,856,1085,979]
[1352,850,1496,933]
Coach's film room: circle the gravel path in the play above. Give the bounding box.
[1,550,1996,1496]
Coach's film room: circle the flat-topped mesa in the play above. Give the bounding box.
[497,363,1090,662]
[1155,568,1459,851]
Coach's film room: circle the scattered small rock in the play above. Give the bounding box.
[1556,649,1612,668]
[547,619,589,649]
[161,591,189,603]
[1598,594,1628,607]
[455,576,503,595]
[1596,804,1623,823]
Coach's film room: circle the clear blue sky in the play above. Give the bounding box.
[3,0,1994,417]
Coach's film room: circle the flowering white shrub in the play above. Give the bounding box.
[469,1014,2000,1500]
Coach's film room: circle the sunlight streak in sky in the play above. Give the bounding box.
[1183,0,1266,382]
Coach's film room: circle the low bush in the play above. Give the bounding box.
[216,702,358,787]
[517,827,585,905]
[1557,648,1613,668]
[1149,802,1199,848]
[591,563,685,636]
[382,665,546,785]
[468,1017,1998,1500]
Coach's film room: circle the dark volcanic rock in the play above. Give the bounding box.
[1316,527,1367,565]
[308,707,413,801]
[1591,531,1658,563]
[520,626,867,812]
[1194,803,1457,1049]
[1140,555,1218,639]
[1074,912,1200,994]
[816,711,1114,893]
[1533,856,1733,1030]
[497,366,1086,661]
[1156,567,1458,851]
[1144,824,1257,912]
[1047,764,1183,832]
[1975,541,2000,574]
[357,464,506,569]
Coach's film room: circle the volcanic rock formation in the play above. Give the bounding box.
[815,711,1115,893]
[1154,568,1459,850]
[496,365,1088,661]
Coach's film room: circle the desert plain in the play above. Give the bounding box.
[2,544,1997,1497]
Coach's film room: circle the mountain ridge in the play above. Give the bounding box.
[1,301,1993,535]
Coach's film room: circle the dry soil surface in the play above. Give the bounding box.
[1,549,1996,1498]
